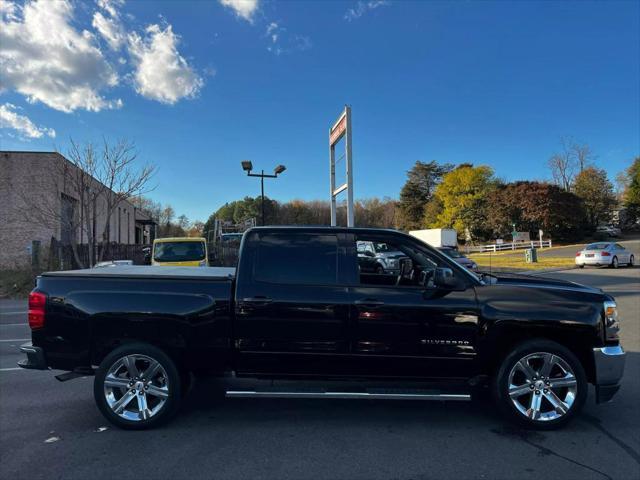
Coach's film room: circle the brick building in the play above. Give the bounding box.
[0,151,155,268]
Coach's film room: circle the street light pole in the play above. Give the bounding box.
[240,162,286,226]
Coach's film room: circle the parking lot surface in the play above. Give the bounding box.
[1,267,638,480]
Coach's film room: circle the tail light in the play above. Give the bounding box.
[601,251,611,257]
[28,291,46,330]
[575,252,581,257]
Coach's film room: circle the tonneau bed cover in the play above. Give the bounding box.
[42,265,236,281]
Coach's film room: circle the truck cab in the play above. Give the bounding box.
[151,237,208,267]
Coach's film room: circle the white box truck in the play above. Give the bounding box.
[409,228,458,248]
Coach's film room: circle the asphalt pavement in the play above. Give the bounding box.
[1,267,639,480]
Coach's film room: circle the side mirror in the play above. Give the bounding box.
[434,267,457,288]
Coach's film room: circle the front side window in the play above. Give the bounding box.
[355,235,443,287]
[154,242,206,262]
[255,234,338,285]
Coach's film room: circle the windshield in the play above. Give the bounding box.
[374,242,393,252]
[154,241,205,262]
[221,234,242,243]
[585,243,610,251]
[441,249,463,258]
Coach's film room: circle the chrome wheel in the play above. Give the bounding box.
[630,255,635,267]
[612,257,618,268]
[507,352,577,422]
[104,354,170,422]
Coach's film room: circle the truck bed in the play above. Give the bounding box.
[42,265,236,280]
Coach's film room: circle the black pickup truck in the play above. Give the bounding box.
[20,227,625,430]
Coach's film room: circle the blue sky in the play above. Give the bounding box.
[1,0,639,222]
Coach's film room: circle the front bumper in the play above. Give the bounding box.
[18,342,48,370]
[593,345,625,403]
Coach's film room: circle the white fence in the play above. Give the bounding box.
[464,239,552,254]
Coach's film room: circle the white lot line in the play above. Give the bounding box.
[0,311,27,315]
[0,368,22,372]
[0,339,30,343]
[0,323,28,327]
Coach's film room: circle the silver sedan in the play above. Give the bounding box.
[575,242,635,268]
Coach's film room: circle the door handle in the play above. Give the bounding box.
[241,296,273,305]
[354,299,385,308]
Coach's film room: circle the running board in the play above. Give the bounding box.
[225,390,471,401]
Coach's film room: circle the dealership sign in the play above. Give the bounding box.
[329,105,354,227]
[329,113,347,146]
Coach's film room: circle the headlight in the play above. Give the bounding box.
[387,259,399,268]
[603,300,620,341]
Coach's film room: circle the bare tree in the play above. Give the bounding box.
[548,137,597,190]
[571,142,595,173]
[548,137,576,191]
[18,139,155,268]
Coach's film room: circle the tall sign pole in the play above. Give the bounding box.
[329,105,354,227]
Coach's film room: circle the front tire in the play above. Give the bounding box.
[492,339,587,430]
[94,343,182,430]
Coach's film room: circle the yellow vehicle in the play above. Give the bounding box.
[151,237,209,267]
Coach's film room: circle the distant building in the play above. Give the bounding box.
[0,151,156,268]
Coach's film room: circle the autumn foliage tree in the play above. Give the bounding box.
[202,196,398,238]
[573,167,616,229]
[621,157,640,223]
[430,165,497,241]
[486,182,586,241]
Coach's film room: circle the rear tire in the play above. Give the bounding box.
[611,256,619,269]
[94,343,182,430]
[492,339,587,430]
[629,255,635,267]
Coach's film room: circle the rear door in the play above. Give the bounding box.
[234,231,351,376]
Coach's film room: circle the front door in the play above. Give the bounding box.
[234,231,351,376]
[346,233,480,380]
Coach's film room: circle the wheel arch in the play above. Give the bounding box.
[90,321,189,372]
[479,324,596,384]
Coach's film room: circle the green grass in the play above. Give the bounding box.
[468,254,575,271]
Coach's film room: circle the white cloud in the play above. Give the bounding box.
[128,24,204,104]
[92,0,126,50]
[219,0,259,23]
[344,0,389,21]
[97,0,124,18]
[0,103,55,138]
[264,22,311,56]
[0,0,121,113]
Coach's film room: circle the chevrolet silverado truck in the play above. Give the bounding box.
[19,227,625,430]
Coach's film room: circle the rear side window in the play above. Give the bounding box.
[254,234,338,285]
